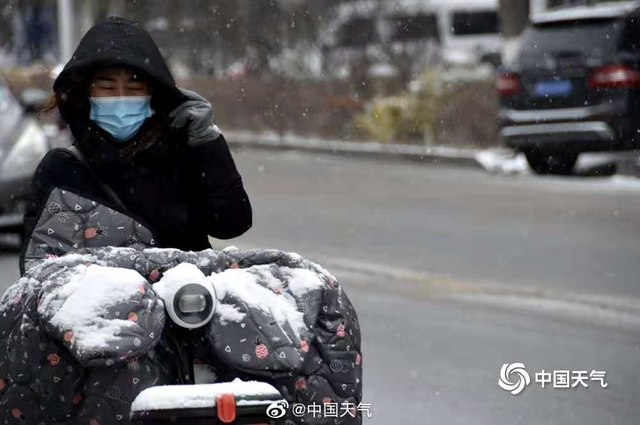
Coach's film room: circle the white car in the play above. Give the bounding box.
[0,77,62,240]
[320,0,501,79]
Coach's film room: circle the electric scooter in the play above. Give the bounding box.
[129,277,291,425]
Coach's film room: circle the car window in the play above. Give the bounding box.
[619,15,640,52]
[390,14,440,42]
[451,11,499,36]
[520,18,623,64]
[337,17,378,47]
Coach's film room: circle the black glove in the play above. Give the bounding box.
[168,88,221,146]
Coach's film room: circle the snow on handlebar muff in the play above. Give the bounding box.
[152,263,217,329]
[129,378,285,425]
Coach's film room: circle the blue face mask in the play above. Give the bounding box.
[89,96,152,142]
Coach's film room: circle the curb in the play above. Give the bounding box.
[224,130,640,178]
[224,130,484,169]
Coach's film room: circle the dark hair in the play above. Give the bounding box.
[41,77,89,118]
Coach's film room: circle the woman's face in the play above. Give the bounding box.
[89,67,150,97]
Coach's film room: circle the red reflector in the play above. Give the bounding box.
[216,393,237,423]
[589,64,640,90]
[496,73,521,96]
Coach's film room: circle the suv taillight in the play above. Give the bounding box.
[496,73,521,96]
[589,64,640,90]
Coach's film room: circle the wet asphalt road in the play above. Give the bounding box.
[0,148,639,424]
[230,148,640,299]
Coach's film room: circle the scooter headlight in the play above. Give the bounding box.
[179,292,207,313]
[166,282,216,329]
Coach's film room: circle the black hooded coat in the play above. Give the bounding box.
[20,17,252,275]
[5,17,362,425]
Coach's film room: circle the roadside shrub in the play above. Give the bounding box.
[356,70,444,144]
[356,68,499,147]
[179,70,498,148]
[354,96,410,143]
[182,77,366,139]
[434,79,499,148]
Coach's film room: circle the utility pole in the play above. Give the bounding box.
[499,0,531,65]
[57,0,73,63]
[530,0,548,16]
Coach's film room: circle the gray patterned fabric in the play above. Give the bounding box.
[0,253,172,424]
[22,187,156,273]
[4,190,362,424]
[35,259,165,368]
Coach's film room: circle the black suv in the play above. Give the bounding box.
[497,4,640,174]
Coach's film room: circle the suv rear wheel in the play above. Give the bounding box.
[524,151,578,175]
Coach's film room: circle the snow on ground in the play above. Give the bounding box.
[477,149,640,189]
[476,149,529,175]
[608,175,640,188]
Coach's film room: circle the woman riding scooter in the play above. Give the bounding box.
[9,17,362,425]
[20,16,252,275]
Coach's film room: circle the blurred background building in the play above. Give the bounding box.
[0,0,636,148]
[0,0,629,77]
